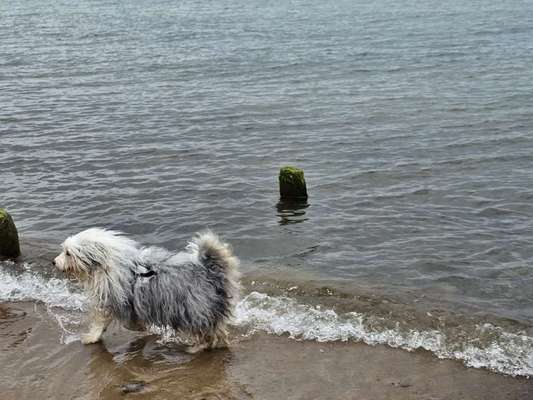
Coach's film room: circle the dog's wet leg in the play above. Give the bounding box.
[81,308,112,344]
[210,325,229,349]
[184,342,210,354]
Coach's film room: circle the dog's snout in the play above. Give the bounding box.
[52,259,56,266]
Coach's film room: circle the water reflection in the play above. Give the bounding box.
[89,335,240,399]
[276,200,310,225]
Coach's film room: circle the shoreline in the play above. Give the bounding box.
[0,301,531,400]
[2,237,533,378]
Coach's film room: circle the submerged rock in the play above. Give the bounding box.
[0,208,21,259]
[279,166,308,200]
[120,381,146,394]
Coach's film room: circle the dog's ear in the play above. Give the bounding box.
[87,253,101,269]
[83,242,109,270]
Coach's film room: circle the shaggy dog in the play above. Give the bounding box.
[53,228,240,353]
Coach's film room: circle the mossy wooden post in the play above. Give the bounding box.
[279,166,308,200]
[0,208,21,258]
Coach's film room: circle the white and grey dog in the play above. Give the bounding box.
[54,228,240,353]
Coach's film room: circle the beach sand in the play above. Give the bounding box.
[1,301,531,400]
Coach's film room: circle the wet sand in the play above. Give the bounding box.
[0,302,531,400]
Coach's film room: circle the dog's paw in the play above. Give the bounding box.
[184,343,209,354]
[81,333,101,344]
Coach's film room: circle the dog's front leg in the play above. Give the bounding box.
[81,307,112,344]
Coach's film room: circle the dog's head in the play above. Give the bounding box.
[54,228,136,279]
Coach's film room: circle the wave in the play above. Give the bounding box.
[1,263,532,377]
[0,264,87,311]
[236,292,533,377]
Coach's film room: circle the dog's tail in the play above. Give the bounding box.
[188,230,237,270]
[188,231,241,293]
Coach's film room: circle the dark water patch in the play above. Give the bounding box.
[276,200,309,226]
[477,207,521,218]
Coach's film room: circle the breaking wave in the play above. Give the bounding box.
[0,263,86,311]
[235,292,533,377]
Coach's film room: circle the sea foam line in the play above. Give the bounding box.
[235,292,533,377]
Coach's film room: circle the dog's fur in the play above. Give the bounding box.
[54,228,240,352]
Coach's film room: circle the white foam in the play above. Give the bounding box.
[1,263,532,376]
[0,265,87,311]
[235,292,533,377]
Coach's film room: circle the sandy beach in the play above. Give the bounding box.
[1,301,531,400]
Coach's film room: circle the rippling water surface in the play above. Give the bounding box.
[2,0,533,322]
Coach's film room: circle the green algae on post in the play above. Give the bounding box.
[0,208,21,259]
[279,166,308,200]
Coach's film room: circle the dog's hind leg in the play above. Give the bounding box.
[81,308,112,344]
[210,325,230,349]
[186,326,230,353]
[184,341,210,354]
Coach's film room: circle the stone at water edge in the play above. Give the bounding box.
[0,208,21,258]
[120,381,146,394]
[279,166,308,200]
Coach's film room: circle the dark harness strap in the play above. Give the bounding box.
[128,262,157,323]
[132,260,157,280]
[136,269,156,278]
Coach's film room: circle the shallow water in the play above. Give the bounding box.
[2,303,531,400]
[1,0,533,380]
[2,254,533,377]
